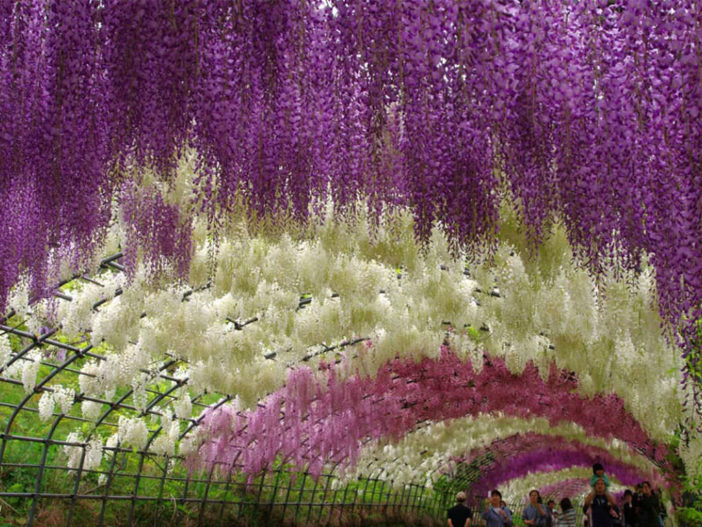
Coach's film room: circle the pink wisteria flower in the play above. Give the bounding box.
[192,349,662,483]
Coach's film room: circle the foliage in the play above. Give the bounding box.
[677,507,702,527]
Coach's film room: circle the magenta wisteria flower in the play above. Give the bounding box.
[536,478,591,502]
[455,434,664,500]
[191,349,663,481]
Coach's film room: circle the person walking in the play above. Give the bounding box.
[548,499,559,527]
[622,489,637,527]
[448,491,472,527]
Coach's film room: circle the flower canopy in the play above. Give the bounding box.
[1,0,701,523]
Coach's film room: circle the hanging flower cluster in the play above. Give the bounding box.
[32,205,683,444]
[190,350,663,481]
[1,349,43,394]
[456,436,663,500]
[62,433,103,471]
[38,385,75,421]
[1,1,701,394]
[347,415,658,488]
[535,478,592,503]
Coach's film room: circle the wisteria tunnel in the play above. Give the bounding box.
[0,1,701,526]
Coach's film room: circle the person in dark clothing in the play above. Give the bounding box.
[584,478,619,527]
[636,482,661,527]
[448,491,472,527]
[633,483,643,513]
[622,489,637,527]
[611,504,624,527]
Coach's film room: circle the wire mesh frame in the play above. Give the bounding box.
[0,252,665,526]
[0,254,447,526]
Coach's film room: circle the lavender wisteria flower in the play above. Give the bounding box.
[1,1,701,398]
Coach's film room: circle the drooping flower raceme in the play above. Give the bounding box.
[347,415,660,488]
[0,1,701,400]
[41,207,684,445]
[190,350,668,483]
[15,205,694,483]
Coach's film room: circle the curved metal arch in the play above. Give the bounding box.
[0,329,81,462]
[190,351,663,492]
[0,249,669,527]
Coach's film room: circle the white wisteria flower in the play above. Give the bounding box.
[151,434,175,457]
[53,385,75,415]
[59,278,114,337]
[0,334,11,368]
[81,400,103,421]
[38,390,55,421]
[84,438,104,470]
[131,374,149,413]
[179,428,204,456]
[78,361,102,397]
[105,433,119,450]
[7,278,30,318]
[63,432,84,469]
[21,351,41,393]
[173,392,192,420]
[118,416,149,451]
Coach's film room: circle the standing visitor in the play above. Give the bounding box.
[636,482,661,527]
[524,490,549,527]
[483,490,513,527]
[584,478,619,527]
[557,498,577,527]
[633,483,643,517]
[622,490,637,527]
[448,491,472,527]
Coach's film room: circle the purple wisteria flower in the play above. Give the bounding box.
[0,0,700,400]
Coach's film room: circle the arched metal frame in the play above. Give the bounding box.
[0,254,446,526]
[0,252,668,526]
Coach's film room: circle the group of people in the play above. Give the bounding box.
[447,489,577,527]
[447,464,667,527]
[584,464,666,527]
